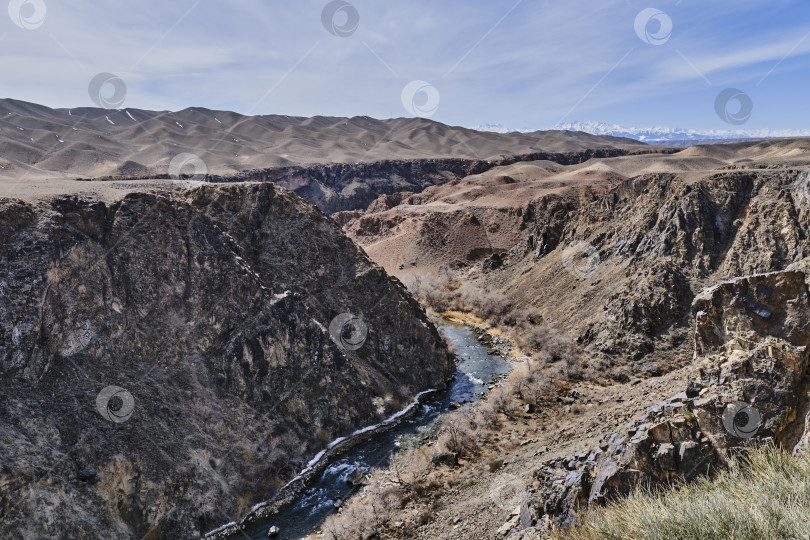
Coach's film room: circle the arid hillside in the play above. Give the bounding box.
[0,98,647,181]
[341,138,810,286]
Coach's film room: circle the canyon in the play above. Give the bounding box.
[2,100,810,539]
[0,182,452,538]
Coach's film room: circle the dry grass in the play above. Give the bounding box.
[559,446,810,540]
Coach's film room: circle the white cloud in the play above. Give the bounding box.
[0,0,808,131]
[656,33,810,83]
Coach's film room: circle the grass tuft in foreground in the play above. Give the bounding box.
[559,445,810,540]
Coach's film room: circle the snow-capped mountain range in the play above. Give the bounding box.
[473,121,810,144]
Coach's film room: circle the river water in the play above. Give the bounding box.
[241,321,511,539]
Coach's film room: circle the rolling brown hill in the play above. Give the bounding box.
[0,98,646,183]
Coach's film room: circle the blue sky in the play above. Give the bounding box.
[2,0,809,131]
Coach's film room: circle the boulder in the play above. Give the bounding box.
[346,467,365,486]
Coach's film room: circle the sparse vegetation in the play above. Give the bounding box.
[559,446,810,540]
[405,268,596,384]
[320,270,600,537]
[320,296,591,537]
[405,270,511,324]
[435,411,480,457]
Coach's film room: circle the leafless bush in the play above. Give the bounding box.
[405,273,453,312]
[508,361,557,406]
[378,485,405,513]
[322,507,365,540]
[455,282,511,322]
[321,483,405,540]
[391,446,433,489]
[475,402,500,429]
[487,386,520,419]
[435,411,480,457]
[560,353,597,381]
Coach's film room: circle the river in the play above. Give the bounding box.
[238,321,511,539]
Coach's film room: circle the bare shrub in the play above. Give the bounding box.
[391,446,433,489]
[455,282,511,322]
[321,482,405,540]
[488,386,520,419]
[475,401,500,429]
[560,353,597,382]
[435,412,479,458]
[378,485,405,513]
[507,361,558,406]
[411,478,442,499]
[405,272,454,312]
[416,508,435,525]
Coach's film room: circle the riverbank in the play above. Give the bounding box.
[205,388,444,539]
[205,319,513,540]
[311,314,691,540]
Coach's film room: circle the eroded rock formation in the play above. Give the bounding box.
[531,268,810,531]
[0,183,453,539]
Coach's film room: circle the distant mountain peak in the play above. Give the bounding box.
[473,120,810,144]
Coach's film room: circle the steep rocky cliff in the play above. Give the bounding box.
[0,183,453,539]
[475,168,810,375]
[531,268,810,531]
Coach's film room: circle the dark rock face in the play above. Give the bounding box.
[0,184,453,539]
[582,261,693,360]
[527,199,578,260]
[482,253,504,272]
[533,269,810,529]
[525,170,810,363]
[691,270,810,449]
[692,270,810,357]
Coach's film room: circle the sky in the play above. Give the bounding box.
[2,0,810,132]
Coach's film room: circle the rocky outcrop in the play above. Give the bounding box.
[526,198,577,260]
[365,191,415,214]
[531,268,810,530]
[495,169,810,367]
[0,183,453,539]
[691,270,810,449]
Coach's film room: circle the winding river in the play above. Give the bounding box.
[240,321,511,539]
